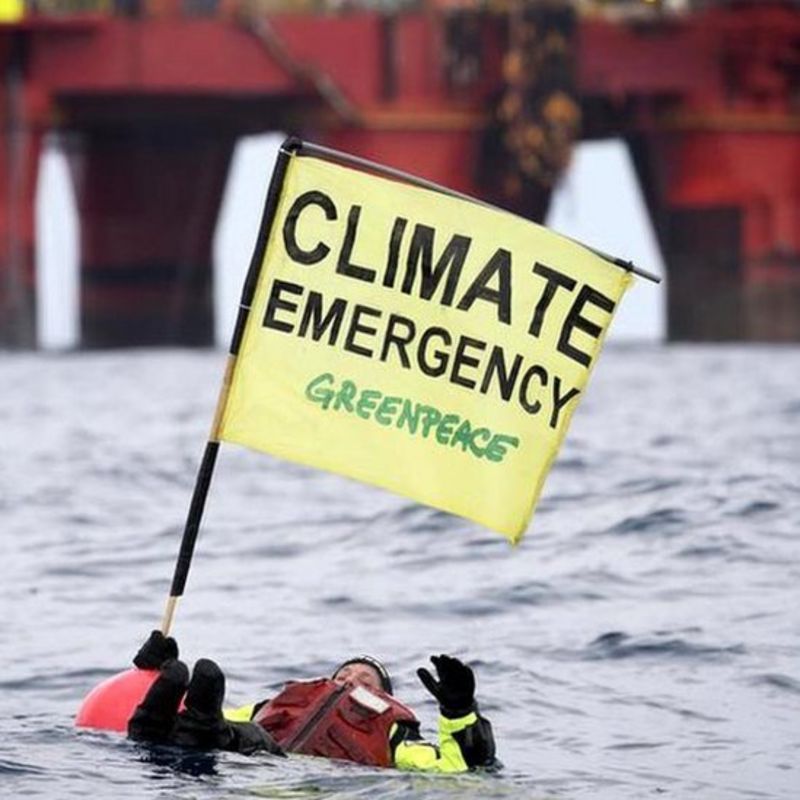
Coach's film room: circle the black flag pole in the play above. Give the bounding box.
[159,137,301,636]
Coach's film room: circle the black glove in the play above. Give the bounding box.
[133,630,179,670]
[227,721,286,757]
[128,658,189,743]
[417,654,476,718]
[170,659,284,756]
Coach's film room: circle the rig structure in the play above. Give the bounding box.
[1,0,799,346]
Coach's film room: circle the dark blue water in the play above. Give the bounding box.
[1,344,799,798]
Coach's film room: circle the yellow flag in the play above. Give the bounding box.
[0,0,23,23]
[218,152,632,543]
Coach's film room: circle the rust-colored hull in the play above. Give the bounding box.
[1,3,798,345]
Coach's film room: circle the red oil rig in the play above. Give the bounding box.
[1,0,798,346]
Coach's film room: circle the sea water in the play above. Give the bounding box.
[1,344,798,799]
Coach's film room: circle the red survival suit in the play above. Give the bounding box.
[253,678,418,767]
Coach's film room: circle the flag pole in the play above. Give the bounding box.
[160,137,302,636]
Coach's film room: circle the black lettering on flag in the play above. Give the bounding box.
[418,326,451,377]
[551,377,580,428]
[480,346,523,401]
[298,291,347,345]
[558,285,616,367]
[283,191,336,265]
[402,225,471,306]
[528,262,577,337]
[456,249,512,324]
[344,304,382,358]
[380,313,416,368]
[263,279,303,333]
[450,335,487,390]
[519,365,548,415]
[383,217,408,289]
[337,206,377,283]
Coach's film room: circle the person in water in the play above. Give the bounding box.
[127,631,497,772]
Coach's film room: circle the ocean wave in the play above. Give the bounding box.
[603,508,687,536]
[751,673,800,695]
[584,631,745,661]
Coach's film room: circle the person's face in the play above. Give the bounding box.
[333,662,383,692]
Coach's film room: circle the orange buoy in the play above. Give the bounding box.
[75,668,159,732]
